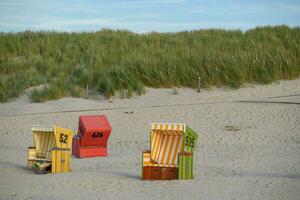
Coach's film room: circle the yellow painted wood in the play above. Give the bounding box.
[52,149,60,173]
[57,150,61,173]
[52,150,56,173]
[27,160,35,169]
[27,147,37,169]
[51,149,71,174]
[66,150,70,172]
[28,147,37,160]
[66,150,71,172]
[54,126,73,149]
[143,152,151,166]
[63,150,68,172]
[30,125,73,174]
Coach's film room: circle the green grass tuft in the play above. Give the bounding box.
[0,25,299,102]
[98,79,115,99]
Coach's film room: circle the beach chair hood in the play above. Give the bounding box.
[150,123,198,165]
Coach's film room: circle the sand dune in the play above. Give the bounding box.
[0,79,299,200]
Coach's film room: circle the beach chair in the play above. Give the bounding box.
[142,123,199,180]
[27,125,73,174]
[72,115,112,158]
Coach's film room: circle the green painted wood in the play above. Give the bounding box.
[178,152,194,180]
[178,153,188,180]
[187,155,190,179]
[184,126,199,153]
[178,154,182,179]
[183,155,187,179]
[191,154,194,178]
[188,155,193,179]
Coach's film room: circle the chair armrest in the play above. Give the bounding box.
[28,147,37,160]
[143,149,150,153]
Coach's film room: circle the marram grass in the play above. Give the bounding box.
[0,25,299,102]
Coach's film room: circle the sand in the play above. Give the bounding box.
[0,79,299,200]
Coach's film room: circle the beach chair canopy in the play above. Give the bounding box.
[150,123,198,165]
[78,115,112,147]
[32,126,56,160]
[32,125,73,160]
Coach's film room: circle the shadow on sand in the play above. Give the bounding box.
[0,160,30,172]
[104,170,141,180]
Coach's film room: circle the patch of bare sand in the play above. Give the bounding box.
[0,79,299,200]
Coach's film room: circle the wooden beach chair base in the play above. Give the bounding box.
[72,137,107,158]
[143,166,178,180]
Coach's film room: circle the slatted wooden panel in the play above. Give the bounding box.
[32,126,55,160]
[178,152,193,180]
[27,147,37,169]
[150,123,185,165]
[28,147,37,160]
[51,149,71,174]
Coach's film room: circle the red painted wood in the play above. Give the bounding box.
[78,115,112,147]
[72,137,108,158]
[78,146,108,157]
[72,115,111,158]
[72,136,79,156]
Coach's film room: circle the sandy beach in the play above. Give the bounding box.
[0,79,299,200]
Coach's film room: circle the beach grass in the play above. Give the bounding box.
[0,25,299,102]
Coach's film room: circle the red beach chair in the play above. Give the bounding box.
[72,115,112,158]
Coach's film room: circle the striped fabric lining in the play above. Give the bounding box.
[144,163,178,168]
[143,152,177,168]
[150,123,185,165]
[32,126,56,160]
[32,125,54,132]
[151,123,185,134]
[157,135,184,165]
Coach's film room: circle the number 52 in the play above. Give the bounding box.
[59,133,68,144]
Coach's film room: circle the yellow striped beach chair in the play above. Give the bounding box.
[142,123,199,180]
[27,125,73,174]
